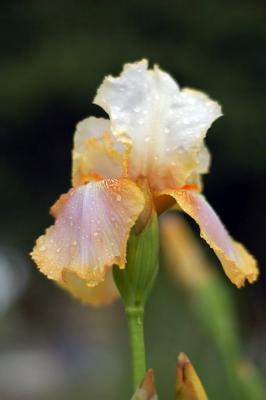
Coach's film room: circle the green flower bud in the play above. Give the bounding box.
[113,210,159,308]
[131,369,158,400]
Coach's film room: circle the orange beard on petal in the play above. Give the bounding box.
[153,179,200,215]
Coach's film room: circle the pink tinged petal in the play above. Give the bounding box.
[60,269,119,306]
[72,117,129,186]
[31,179,145,286]
[161,190,259,287]
[94,60,221,191]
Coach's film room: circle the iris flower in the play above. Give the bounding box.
[31,60,258,304]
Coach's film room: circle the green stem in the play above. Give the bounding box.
[126,306,146,389]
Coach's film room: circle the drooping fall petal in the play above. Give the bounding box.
[31,179,144,286]
[160,190,258,287]
[72,116,129,186]
[60,269,119,306]
[94,59,221,191]
[176,353,208,400]
[131,369,158,400]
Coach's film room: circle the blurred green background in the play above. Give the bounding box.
[0,1,265,399]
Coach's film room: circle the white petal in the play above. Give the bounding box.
[94,60,221,191]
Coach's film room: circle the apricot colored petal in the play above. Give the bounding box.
[60,269,119,306]
[72,117,129,186]
[160,190,258,287]
[31,179,145,286]
[94,60,221,191]
[131,369,158,400]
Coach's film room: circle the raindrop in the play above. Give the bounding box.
[87,280,97,288]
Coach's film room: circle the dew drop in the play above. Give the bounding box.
[40,245,46,252]
[87,280,97,288]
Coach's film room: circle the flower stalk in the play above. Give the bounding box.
[113,206,159,389]
[126,306,146,388]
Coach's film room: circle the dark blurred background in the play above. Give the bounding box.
[0,1,265,399]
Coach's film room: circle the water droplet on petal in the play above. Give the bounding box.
[87,280,97,288]
[40,246,46,252]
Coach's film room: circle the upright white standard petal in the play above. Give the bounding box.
[94,60,222,191]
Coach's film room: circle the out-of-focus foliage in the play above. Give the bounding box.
[161,213,265,399]
[0,1,265,399]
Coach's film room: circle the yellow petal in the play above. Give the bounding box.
[31,179,145,286]
[60,269,119,306]
[159,190,259,287]
[176,353,208,400]
[72,117,130,186]
[94,60,221,192]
